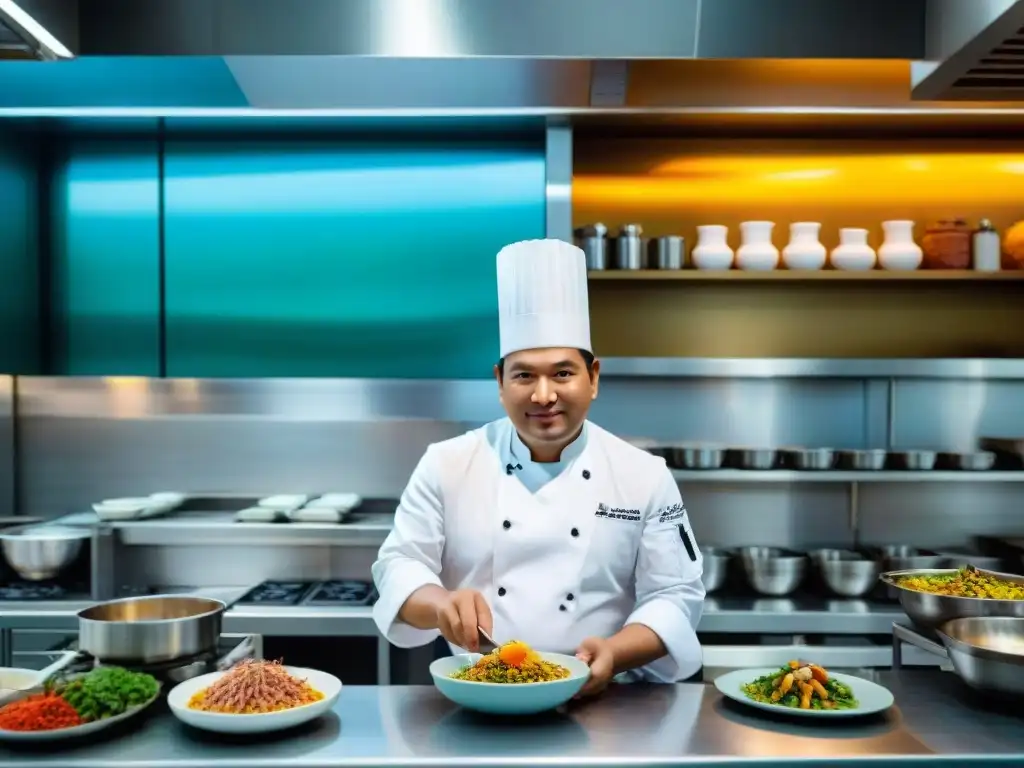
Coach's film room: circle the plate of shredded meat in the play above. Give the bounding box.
[167,659,341,734]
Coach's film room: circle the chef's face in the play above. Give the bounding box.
[495,347,600,460]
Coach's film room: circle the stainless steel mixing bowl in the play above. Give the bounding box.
[701,547,732,594]
[935,616,1024,696]
[812,549,879,598]
[739,546,807,596]
[880,567,1024,630]
[0,525,91,581]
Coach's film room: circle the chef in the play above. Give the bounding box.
[372,238,705,694]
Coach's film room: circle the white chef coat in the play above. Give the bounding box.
[371,418,705,682]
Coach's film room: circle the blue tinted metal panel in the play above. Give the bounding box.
[50,136,161,374]
[0,58,247,109]
[164,139,544,378]
[0,126,40,373]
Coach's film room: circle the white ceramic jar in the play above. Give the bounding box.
[735,221,779,271]
[782,222,827,270]
[878,220,923,270]
[691,225,734,270]
[830,228,876,271]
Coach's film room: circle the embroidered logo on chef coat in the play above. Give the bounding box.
[657,503,688,524]
[594,503,641,522]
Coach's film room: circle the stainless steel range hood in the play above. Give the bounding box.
[74,0,924,59]
[0,0,74,59]
[912,0,1024,100]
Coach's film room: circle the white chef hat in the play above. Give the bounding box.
[496,238,592,358]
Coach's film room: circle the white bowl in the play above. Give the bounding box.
[167,666,341,734]
[430,652,590,715]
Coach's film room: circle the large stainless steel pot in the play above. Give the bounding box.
[920,617,1024,696]
[880,567,1024,630]
[77,595,225,665]
[0,525,90,581]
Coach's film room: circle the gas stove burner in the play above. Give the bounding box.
[237,581,314,606]
[305,579,377,606]
[63,635,257,685]
[0,582,82,601]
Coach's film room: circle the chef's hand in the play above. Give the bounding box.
[575,636,615,698]
[435,589,493,652]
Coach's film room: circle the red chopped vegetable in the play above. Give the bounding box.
[0,692,83,731]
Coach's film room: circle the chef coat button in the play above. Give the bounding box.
[559,604,567,611]
[566,593,574,601]
[498,587,506,597]
[570,527,579,537]
[582,469,591,479]
[502,520,511,530]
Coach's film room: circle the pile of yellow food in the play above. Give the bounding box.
[743,661,858,711]
[450,640,571,684]
[187,659,324,714]
[896,565,1024,600]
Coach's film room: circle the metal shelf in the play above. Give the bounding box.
[589,269,1024,282]
[672,469,1024,483]
[700,598,903,634]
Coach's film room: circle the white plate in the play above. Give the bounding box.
[167,666,341,734]
[0,690,160,742]
[714,667,894,719]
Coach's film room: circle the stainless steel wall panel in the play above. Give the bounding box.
[16,377,504,422]
[891,380,1024,450]
[161,136,543,378]
[118,545,377,587]
[857,483,1024,548]
[48,135,161,375]
[684,485,852,550]
[19,417,471,518]
[0,126,40,374]
[593,378,870,448]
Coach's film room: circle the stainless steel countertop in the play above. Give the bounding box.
[1,672,1022,767]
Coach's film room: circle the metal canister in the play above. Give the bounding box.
[574,223,609,270]
[652,235,684,270]
[616,224,645,270]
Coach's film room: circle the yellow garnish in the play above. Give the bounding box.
[497,640,531,668]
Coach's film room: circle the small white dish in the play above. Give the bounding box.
[314,493,361,511]
[289,507,344,524]
[149,492,186,505]
[167,666,341,734]
[235,507,286,523]
[714,668,894,719]
[258,495,308,510]
[92,504,145,521]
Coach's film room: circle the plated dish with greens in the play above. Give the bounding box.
[714,661,893,719]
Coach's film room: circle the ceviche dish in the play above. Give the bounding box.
[0,667,158,732]
[188,659,324,714]
[743,661,857,711]
[451,640,571,684]
[894,565,1024,600]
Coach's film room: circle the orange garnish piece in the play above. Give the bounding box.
[498,641,531,668]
